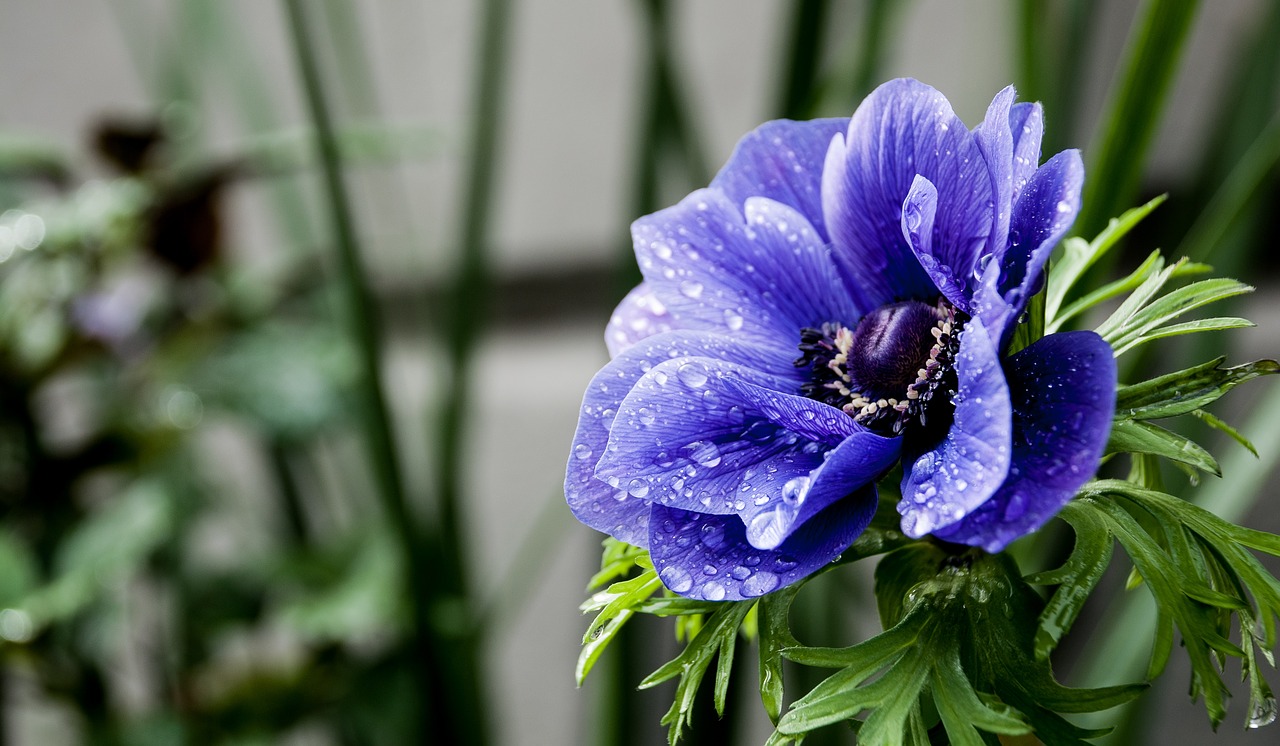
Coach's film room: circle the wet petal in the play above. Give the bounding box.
[565,331,797,546]
[901,175,969,311]
[596,357,854,516]
[710,118,849,241]
[1009,102,1043,205]
[633,189,857,346]
[933,331,1116,551]
[975,149,1084,347]
[648,489,878,600]
[605,283,677,358]
[973,86,1016,279]
[822,78,993,312]
[741,427,900,550]
[898,318,1013,537]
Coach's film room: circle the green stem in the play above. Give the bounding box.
[281,2,462,742]
[1075,0,1201,241]
[774,0,831,119]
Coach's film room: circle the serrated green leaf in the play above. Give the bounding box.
[1107,277,1253,354]
[931,647,1030,745]
[639,600,755,745]
[1027,501,1115,660]
[1049,248,1165,333]
[1045,195,1166,326]
[1112,317,1254,356]
[1193,409,1259,456]
[1106,419,1221,476]
[1093,255,1183,341]
[1115,358,1280,420]
[758,584,801,723]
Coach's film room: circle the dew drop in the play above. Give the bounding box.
[627,479,650,498]
[702,581,727,601]
[773,556,798,572]
[700,522,725,548]
[723,309,745,331]
[637,407,656,425]
[743,571,780,596]
[660,566,693,593]
[574,443,593,460]
[781,476,811,505]
[1249,696,1278,729]
[730,566,751,580]
[677,362,709,388]
[679,280,704,299]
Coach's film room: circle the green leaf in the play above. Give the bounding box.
[1106,277,1253,355]
[758,584,801,723]
[1115,358,1280,420]
[1106,419,1221,476]
[1113,316,1255,356]
[1027,502,1115,660]
[1045,195,1166,326]
[576,565,663,685]
[776,548,1141,745]
[1193,409,1260,457]
[639,600,756,745]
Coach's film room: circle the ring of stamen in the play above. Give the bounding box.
[794,300,965,436]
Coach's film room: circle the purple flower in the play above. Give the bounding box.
[566,79,1116,600]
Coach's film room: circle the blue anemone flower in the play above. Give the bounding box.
[566,79,1116,600]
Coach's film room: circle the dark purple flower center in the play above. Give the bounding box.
[795,299,963,438]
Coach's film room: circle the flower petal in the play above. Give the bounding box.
[822,78,993,312]
[901,175,969,311]
[565,330,797,546]
[710,118,849,241]
[605,283,677,358]
[898,318,1013,537]
[1009,102,1043,205]
[741,426,900,550]
[975,149,1084,347]
[973,86,1016,275]
[933,331,1116,551]
[596,357,858,516]
[648,489,878,600]
[633,189,858,346]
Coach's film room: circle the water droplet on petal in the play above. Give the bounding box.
[677,362,708,388]
[679,280,704,299]
[743,571,780,596]
[660,566,693,593]
[627,479,650,498]
[574,443,593,460]
[702,581,726,601]
[723,309,744,331]
[781,476,810,505]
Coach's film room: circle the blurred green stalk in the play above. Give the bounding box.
[281,1,482,742]
[1075,0,1200,242]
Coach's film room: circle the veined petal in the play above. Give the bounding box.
[596,357,856,516]
[710,118,849,241]
[933,331,1116,551]
[1009,102,1044,205]
[973,86,1016,277]
[901,175,969,311]
[823,78,993,312]
[649,489,877,600]
[633,189,857,346]
[898,318,1013,537]
[605,283,677,358]
[741,427,900,550]
[975,149,1084,347]
[565,331,798,545]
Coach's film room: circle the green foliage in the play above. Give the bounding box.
[773,545,1142,745]
[1057,481,1280,728]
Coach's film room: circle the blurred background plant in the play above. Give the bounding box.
[0,0,1275,744]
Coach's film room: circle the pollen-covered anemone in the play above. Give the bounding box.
[565,79,1116,601]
